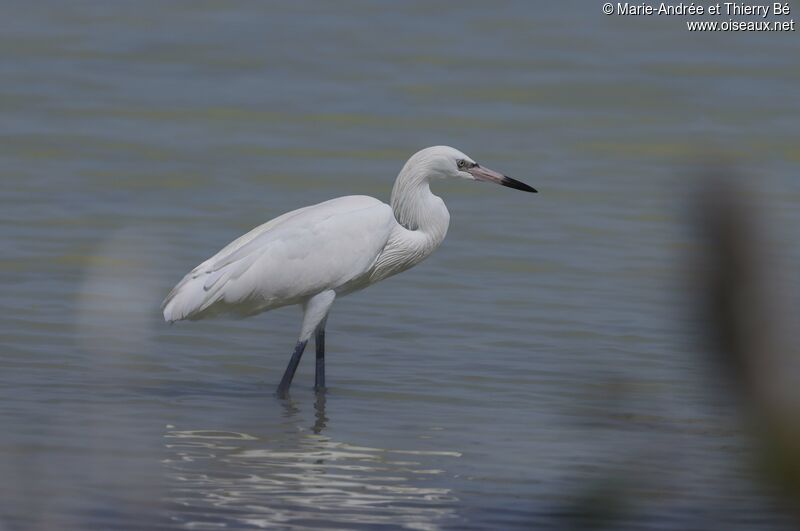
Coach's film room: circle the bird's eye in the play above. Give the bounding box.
[457,159,467,170]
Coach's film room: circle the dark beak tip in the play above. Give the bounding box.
[501,175,538,194]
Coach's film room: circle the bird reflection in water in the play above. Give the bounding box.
[163,396,461,529]
[276,392,326,434]
[312,391,328,435]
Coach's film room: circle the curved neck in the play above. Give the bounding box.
[390,161,449,244]
[364,159,451,285]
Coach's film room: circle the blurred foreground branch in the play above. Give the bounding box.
[695,169,800,508]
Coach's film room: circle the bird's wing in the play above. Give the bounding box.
[163,195,395,322]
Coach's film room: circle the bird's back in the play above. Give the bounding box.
[163,195,395,322]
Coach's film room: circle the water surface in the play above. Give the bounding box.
[1,1,799,529]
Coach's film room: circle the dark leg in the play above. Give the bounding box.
[276,340,307,398]
[314,322,326,392]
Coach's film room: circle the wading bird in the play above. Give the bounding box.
[163,146,536,397]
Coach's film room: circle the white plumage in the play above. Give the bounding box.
[163,196,394,322]
[162,146,536,396]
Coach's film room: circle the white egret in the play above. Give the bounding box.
[162,146,536,397]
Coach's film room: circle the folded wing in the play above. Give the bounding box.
[162,195,395,322]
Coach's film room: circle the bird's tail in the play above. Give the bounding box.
[161,271,218,323]
[161,276,197,323]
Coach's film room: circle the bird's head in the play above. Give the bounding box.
[409,145,537,193]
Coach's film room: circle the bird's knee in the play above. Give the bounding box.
[299,290,336,341]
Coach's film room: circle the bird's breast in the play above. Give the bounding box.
[365,224,445,285]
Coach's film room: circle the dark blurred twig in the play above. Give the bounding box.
[694,169,800,509]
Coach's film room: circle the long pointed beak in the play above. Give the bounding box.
[468,164,537,193]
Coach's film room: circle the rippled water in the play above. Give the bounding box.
[2,1,799,529]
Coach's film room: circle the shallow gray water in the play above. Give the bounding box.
[2,1,800,529]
